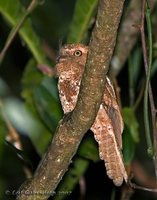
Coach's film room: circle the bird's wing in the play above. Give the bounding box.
[91,77,127,186]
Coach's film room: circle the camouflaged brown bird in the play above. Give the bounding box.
[56,43,128,186]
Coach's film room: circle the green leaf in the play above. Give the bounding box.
[128,47,142,89]
[123,126,136,165]
[2,97,50,154]
[67,0,98,43]
[22,59,43,121]
[78,136,99,162]
[0,78,10,97]
[151,59,157,78]
[34,83,62,132]
[54,157,89,200]
[128,47,142,105]
[123,107,139,143]
[41,76,59,102]
[22,59,52,154]
[0,0,46,63]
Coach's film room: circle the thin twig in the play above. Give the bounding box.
[140,0,153,155]
[130,182,157,193]
[145,0,157,178]
[133,79,145,112]
[128,57,135,107]
[140,0,157,177]
[0,0,38,65]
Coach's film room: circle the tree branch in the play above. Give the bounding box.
[0,0,39,65]
[110,0,156,77]
[16,0,125,199]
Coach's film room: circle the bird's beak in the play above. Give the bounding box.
[56,56,60,63]
[56,56,67,63]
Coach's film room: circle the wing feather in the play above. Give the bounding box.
[91,105,127,186]
[91,77,127,186]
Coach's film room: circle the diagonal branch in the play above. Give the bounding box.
[16,0,125,199]
[110,0,156,77]
[0,0,39,65]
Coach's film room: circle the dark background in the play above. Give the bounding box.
[0,0,157,200]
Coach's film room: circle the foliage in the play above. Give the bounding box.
[0,0,157,200]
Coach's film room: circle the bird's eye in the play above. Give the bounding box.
[74,50,82,57]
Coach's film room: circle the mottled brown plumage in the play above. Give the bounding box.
[56,43,128,186]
